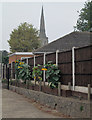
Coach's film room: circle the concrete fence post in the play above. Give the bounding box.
[56,50,59,66]
[58,82,61,96]
[39,80,42,91]
[26,58,29,65]
[68,82,71,90]
[72,47,75,91]
[34,55,35,67]
[88,84,91,101]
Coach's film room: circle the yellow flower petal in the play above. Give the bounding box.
[34,76,36,79]
[18,66,22,69]
[41,68,47,71]
[19,62,24,65]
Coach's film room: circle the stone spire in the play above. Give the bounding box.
[39,6,48,47]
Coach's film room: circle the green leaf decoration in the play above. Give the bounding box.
[52,76,59,81]
[45,61,61,88]
[54,70,60,75]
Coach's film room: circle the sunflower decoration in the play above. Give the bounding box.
[19,62,24,65]
[41,68,47,71]
[15,60,19,63]
[38,76,42,81]
[32,64,42,81]
[18,66,23,69]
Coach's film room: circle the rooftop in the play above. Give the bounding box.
[33,31,92,54]
[9,52,33,57]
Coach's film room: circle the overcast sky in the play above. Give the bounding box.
[0,0,86,52]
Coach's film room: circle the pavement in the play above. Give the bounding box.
[2,89,66,118]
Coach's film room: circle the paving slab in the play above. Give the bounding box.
[2,89,64,118]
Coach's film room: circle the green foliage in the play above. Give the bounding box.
[45,61,61,89]
[15,60,61,88]
[8,22,41,52]
[80,105,84,111]
[2,56,9,65]
[74,1,92,32]
[15,60,21,80]
[15,60,31,83]
[2,51,9,64]
[18,64,31,81]
[32,64,42,81]
[2,79,7,83]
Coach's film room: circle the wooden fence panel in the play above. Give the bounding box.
[28,57,34,66]
[46,53,56,64]
[58,63,72,74]
[58,51,72,85]
[58,50,72,63]
[61,75,72,85]
[75,46,92,61]
[28,57,34,72]
[35,55,43,65]
[75,61,91,74]
[75,46,92,87]
[19,45,92,87]
[75,75,91,87]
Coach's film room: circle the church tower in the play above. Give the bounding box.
[39,6,48,47]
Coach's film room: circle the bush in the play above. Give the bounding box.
[45,61,61,88]
[32,64,42,82]
[15,60,31,84]
[2,79,7,83]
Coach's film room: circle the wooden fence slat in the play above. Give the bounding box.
[8,45,91,87]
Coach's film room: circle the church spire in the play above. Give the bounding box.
[40,6,45,36]
[39,6,48,47]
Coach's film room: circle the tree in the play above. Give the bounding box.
[74,1,92,32]
[8,22,40,52]
[2,50,9,65]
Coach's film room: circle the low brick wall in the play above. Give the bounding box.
[9,85,91,118]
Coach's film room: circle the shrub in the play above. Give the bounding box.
[32,64,42,82]
[45,61,61,89]
[2,79,7,83]
[15,60,31,84]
